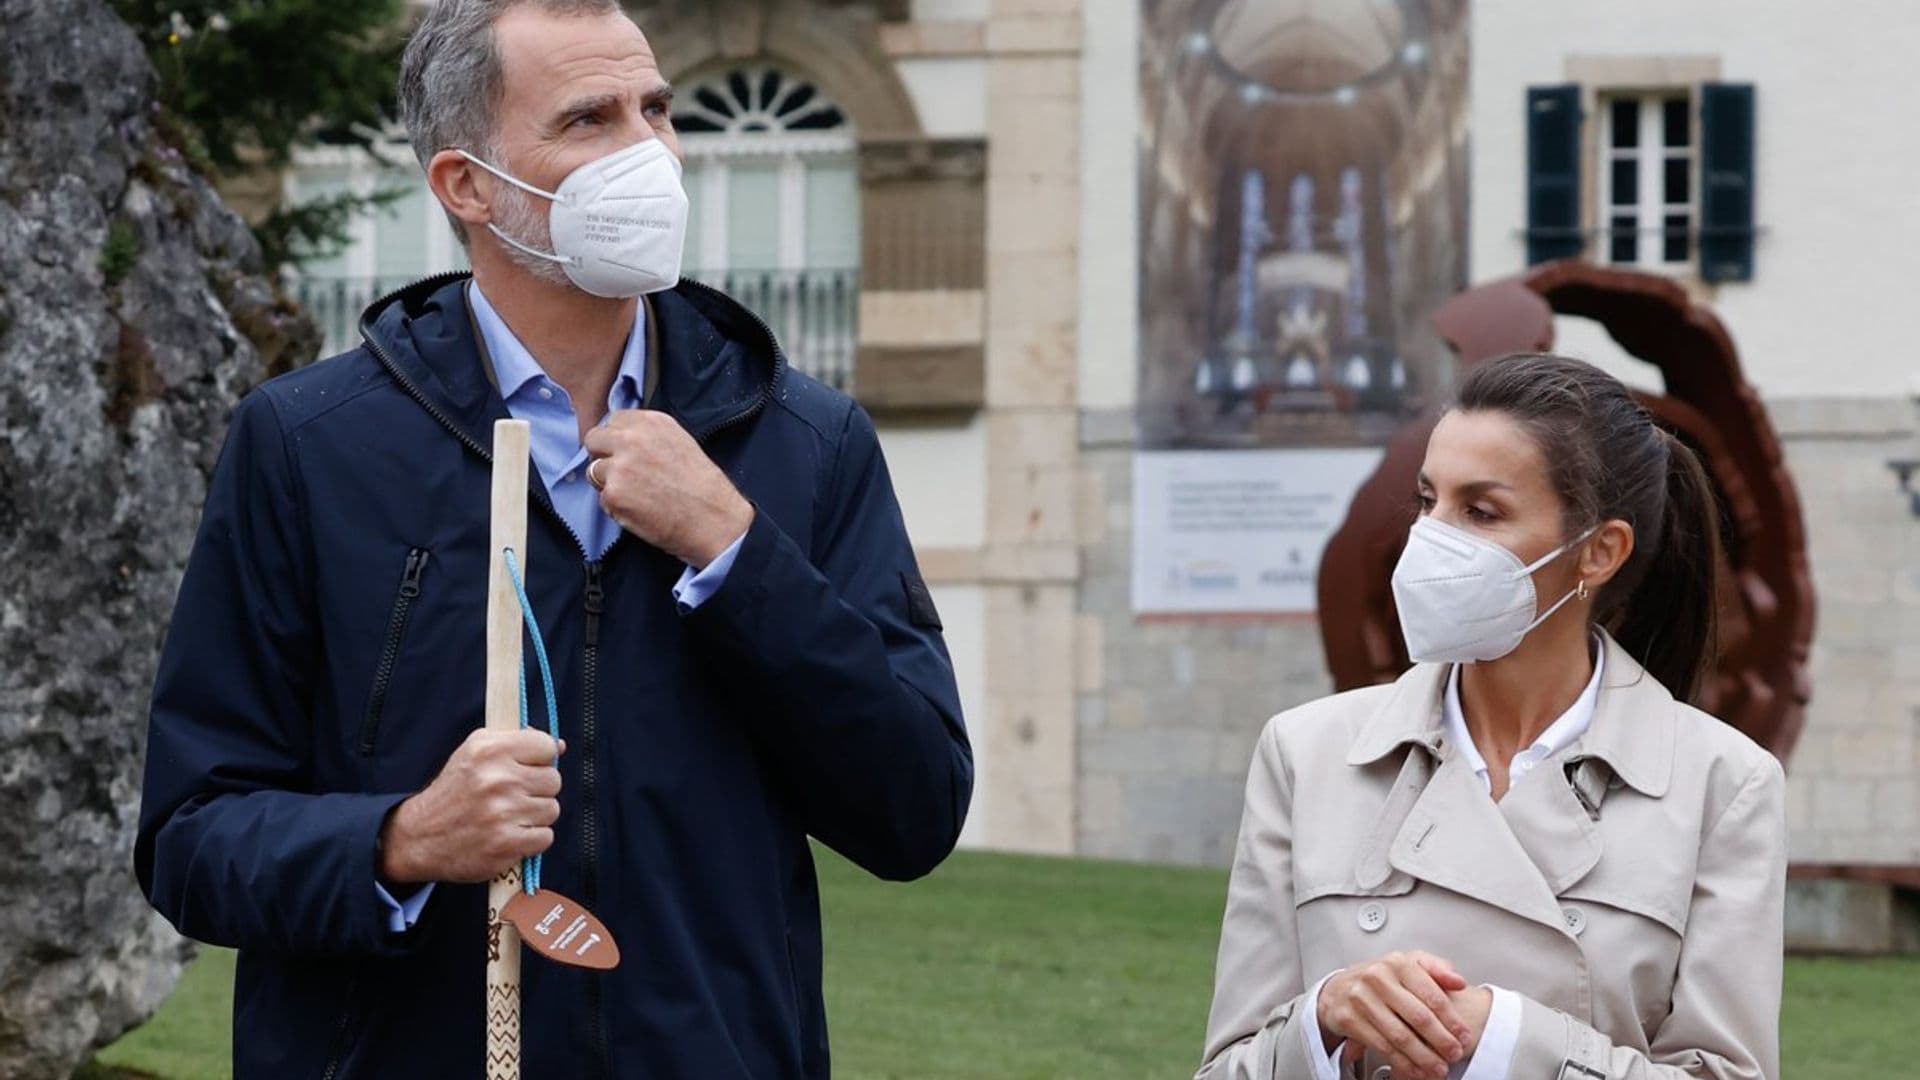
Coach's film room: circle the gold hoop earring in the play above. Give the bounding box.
[1577,579,1590,601]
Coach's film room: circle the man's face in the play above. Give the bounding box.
[489,5,680,190]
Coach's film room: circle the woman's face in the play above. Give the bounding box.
[1415,408,1587,607]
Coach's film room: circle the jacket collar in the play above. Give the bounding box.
[1346,629,1675,798]
[355,272,783,453]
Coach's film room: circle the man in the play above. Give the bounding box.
[134,1,972,1075]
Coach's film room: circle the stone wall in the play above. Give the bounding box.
[975,0,1086,854]
[0,0,318,1073]
[1772,398,1920,866]
[1074,412,1338,866]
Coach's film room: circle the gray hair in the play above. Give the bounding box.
[397,0,620,243]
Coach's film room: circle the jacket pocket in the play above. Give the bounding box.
[358,548,429,756]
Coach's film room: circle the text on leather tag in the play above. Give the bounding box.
[500,889,621,970]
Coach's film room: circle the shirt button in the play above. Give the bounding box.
[1357,901,1388,933]
[564,471,577,484]
[538,386,555,400]
[1562,906,1587,936]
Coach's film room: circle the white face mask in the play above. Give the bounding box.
[458,139,689,299]
[1390,516,1596,664]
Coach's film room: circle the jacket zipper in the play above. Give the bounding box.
[317,974,359,1080]
[358,548,428,755]
[582,560,608,1079]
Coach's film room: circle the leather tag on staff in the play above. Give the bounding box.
[500,889,621,971]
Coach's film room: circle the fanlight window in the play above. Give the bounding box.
[674,68,850,135]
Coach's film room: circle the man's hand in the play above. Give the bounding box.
[1318,950,1474,1080]
[379,730,564,885]
[583,410,753,568]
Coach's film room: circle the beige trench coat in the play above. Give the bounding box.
[1198,633,1785,1080]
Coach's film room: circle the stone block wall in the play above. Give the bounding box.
[1074,415,1341,866]
[1771,398,1920,866]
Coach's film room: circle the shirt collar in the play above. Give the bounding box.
[1442,634,1606,782]
[467,280,647,411]
[1347,630,1675,797]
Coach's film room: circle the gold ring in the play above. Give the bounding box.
[586,457,607,491]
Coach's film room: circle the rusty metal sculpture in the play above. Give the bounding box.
[1317,262,1816,762]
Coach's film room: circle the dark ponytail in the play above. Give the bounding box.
[1454,355,1725,703]
[1605,430,1724,702]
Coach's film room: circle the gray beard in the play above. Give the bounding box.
[490,182,573,289]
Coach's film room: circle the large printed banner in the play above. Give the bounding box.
[1133,449,1386,615]
[1134,0,1466,614]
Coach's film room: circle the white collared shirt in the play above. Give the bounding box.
[1300,638,1605,1080]
[1443,635,1606,795]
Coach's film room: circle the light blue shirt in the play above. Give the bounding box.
[374,282,746,932]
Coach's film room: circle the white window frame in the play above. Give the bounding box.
[1597,90,1696,273]
[680,134,858,274]
[672,64,858,276]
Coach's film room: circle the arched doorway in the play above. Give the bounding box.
[674,63,860,388]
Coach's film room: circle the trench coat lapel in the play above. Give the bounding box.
[1386,748,1571,934]
[1497,759,1604,895]
[1563,633,1677,800]
[1346,644,1661,934]
[1491,633,1679,901]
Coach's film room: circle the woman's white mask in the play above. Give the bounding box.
[458,139,689,299]
[1390,516,1596,664]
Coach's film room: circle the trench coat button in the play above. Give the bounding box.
[1357,901,1388,933]
[1562,906,1587,936]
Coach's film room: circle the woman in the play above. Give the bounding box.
[1197,355,1785,1080]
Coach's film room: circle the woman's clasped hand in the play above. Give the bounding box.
[1316,951,1493,1080]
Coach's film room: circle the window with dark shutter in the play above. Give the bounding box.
[1526,84,1584,264]
[1699,82,1756,283]
[1599,91,1696,271]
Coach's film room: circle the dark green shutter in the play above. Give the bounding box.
[1526,85,1583,264]
[1699,82,1756,282]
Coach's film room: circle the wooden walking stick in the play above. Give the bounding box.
[484,419,531,1079]
[482,418,622,1078]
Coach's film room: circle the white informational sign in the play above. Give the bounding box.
[1132,448,1386,615]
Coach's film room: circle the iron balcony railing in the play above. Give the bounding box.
[687,267,858,391]
[291,267,859,391]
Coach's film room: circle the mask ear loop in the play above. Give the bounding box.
[1515,526,1599,634]
[455,148,567,204]
[487,224,578,267]
[1510,524,1601,580]
[453,149,581,268]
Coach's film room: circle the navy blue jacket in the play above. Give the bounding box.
[135,274,973,1078]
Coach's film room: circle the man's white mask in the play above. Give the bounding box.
[459,139,689,299]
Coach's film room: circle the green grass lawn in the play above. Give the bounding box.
[94,849,1920,1078]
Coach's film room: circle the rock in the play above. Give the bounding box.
[0,0,319,1074]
